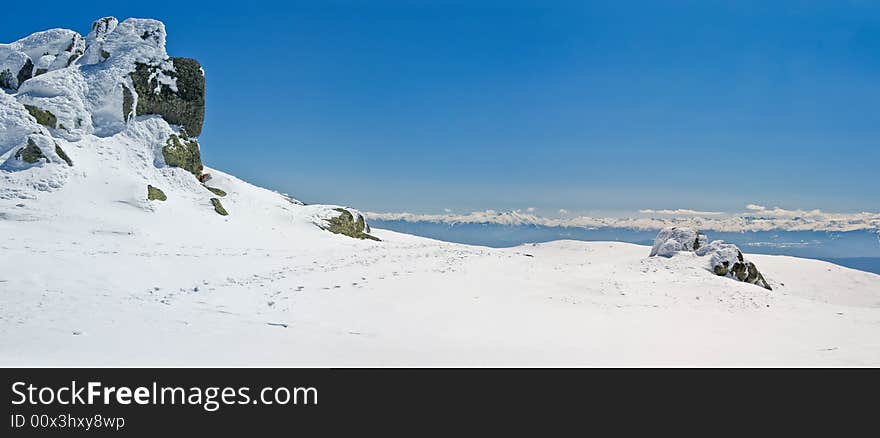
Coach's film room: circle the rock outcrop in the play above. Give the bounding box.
[13,139,45,164]
[162,133,203,177]
[0,28,85,92]
[696,240,772,290]
[129,57,205,136]
[649,227,708,257]
[649,227,771,290]
[2,17,378,241]
[321,208,380,241]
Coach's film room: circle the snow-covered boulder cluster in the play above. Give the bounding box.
[696,240,772,290]
[649,227,708,257]
[2,16,206,152]
[649,227,771,290]
[0,28,85,92]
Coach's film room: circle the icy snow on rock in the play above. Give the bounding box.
[2,17,880,366]
[697,240,773,290]
[649,226,708,257]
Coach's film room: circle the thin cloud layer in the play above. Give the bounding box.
[638,209,723,216]
[366,206,880,233]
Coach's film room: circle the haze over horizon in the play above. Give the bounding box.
[4,0,878,214]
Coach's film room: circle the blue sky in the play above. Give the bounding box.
[4,1,879,215]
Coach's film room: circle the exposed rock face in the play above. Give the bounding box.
[17,58,33,87]
[162,133,203,177]
[0,68,14,89]
[649,227,771,290]
[23,104,58,128]
[649,227,708,257]
[130,57,206,137]
[54,144,72,166]
[14,139,46,164]
[323,208,380,241]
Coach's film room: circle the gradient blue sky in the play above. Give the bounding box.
[4,1,879,214]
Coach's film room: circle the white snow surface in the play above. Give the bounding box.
[2,18,880,367]
[1,130,880,365]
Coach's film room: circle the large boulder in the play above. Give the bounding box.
[649,227,708,257]
[696,241,772,290]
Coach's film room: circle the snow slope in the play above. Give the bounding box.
[2,18,880,366]
[2,219,880,366]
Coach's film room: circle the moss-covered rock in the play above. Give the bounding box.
[162,134,203,177]
[323,208,380,241]
[698,240,772,290]
[130,57,206,137]
[205,186,226,197]
[210,198,228,216]
[147,185,167,201]
[14,139,45,163]
[54,144,73,166]
[23,104,57,128]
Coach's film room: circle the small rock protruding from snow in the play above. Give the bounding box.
[309,205,380,241]
[648,227,707,257]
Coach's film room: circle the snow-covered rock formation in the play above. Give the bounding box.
[650,227,771,290]
[0,16,377,240]
[696,240,772,290]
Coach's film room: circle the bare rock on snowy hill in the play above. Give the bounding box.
[696,240,772,290]
[649,227,772,290]
[649,227,708,257]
